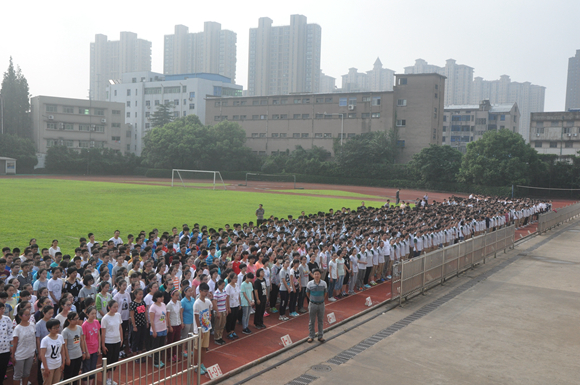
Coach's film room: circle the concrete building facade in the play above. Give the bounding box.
[405,59,473,106]
[319,71,336,93]
[530,111,580,161]
[247,15,321,96]
[90,32,152,101]
[443,100,520,153]
[206,73,445,163]
[31,96,128,167]
[107,71,242,155]
[163,23,237,83]
[565,50,580,111]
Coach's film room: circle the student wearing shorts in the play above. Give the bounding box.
[194,283,213,375]
[40,319,65,385]
[101,300,123,385]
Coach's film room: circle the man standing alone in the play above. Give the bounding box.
[256,204,265,226]
[396,189,400,205]
[306,269,327,343]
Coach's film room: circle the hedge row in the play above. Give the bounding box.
[142,169,513,197]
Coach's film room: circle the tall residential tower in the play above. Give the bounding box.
[565,50,580,111]
[90,32,152,101]
[247,15,321,96]
[163,22,237,82]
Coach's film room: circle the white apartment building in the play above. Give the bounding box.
[107,71,242,155]
[341,58,395,92]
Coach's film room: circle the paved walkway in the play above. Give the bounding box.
[223,217,580,385]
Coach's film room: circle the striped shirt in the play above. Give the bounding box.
[213,289,228,313]
[306,280,327,304]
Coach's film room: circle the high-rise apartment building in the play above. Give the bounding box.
[341,58,395,92]
[90,32,152,101]
[319,71,336,93]
[247,15,321,96]
[404,59,473,106]
[405,58,545,141]
[565,50,580,111]
[163,23,237,82]
[471,75,545,142]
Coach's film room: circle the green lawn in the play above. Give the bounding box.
[0,179,372,253]
[272,189,385,199]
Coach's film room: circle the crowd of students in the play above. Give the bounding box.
[0,194,549,384]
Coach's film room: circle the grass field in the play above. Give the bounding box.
[0,179,378,253]
[272,189,384,199]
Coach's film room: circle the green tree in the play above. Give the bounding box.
[141,115,260,171]
[0,134,37,172]
[1,57,31,138]
[333,131,397,178]
[149,101,174,128]
[45,146,140,175]
[261,145,334,175]
[409,144,463,185]
[457,129,546,186]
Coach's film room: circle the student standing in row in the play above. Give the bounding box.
[101,300,122,385]
[40,319,64,385]
[62,312,88,385]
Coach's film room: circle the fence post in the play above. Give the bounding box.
[399,261,404,307]
[483,233,487,265]
[187,333,193,385]
[197,329,202,384]
[421,256,426,295]
[101,358,107,385]
[456,242,461,278]
[441,249,446,284]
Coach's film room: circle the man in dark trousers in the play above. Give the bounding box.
[396,189,400,205]
[256,204,265,226]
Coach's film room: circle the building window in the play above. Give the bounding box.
[94,126,105,133]
[325,97,333,103]
[347,133,356,138]
[293,114,301,119]
[111,136,121,141]
[324,133,332,138]
[396,140,405,147]
[397,99,407,106]
[435,93,438,98]
[46,105,57,113]
[251,133,259,138]
[272,114,280,120]
[549,142,558,148]
[372,97,381,106]
[259,133,266,138]
[303,98,310,104]
[240,115,247,120]
[260,100,267,105]
[398,78,407,85]
[126,144,130,151]
[476,118,486,125]
[47,123,57,130]
[64,123,74,130]
[63,106,74,114]
[536,127,545,134]
[302,114,309,119]
[294,98,302,104]
[348,113,356,118]
[189,92,195,98]
[565,142,573,148]
[442,136,446,142]
[362,96,371,102]
[174,99,179,106]
[316,98,323,103]
[215,101,221,107]
[280,133,287,138]
[315,133,323,138]
[371,112,380,118]
[135,112,138,118]
[111,123,121,128]
[145,123,150,129]
[361,113,370,119]
[563,127,571,134]
[301,133,309,138]
[339,98,347,107]
[154,100,160,106]
[260,115,267,120]
[280,99,288,104]
[292,133,300,138]
[443,126,447,132]
[79,108,89,115]
[348,97,357,106]
[126,112,130,118]
[79,124,90,131]
[145,112,150,117]
[272,133,279,138]
[315,113,324,119]
[252,115,259,120]
[396,119,406,126]
[112,110,120,115]
[280,114,287,119]
[500,115,506,121]
[551,121,559,127]
[126,130,131,138]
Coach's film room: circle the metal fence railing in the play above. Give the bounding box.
[538,202,580,234]
[392,226,516,305]
[55,333,201,385]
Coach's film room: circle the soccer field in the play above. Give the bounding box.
[0,178,376,253]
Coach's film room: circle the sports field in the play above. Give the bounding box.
[0,178,379,252]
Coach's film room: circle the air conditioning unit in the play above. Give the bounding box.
[348,105,355,111]
[567,133,572,137]
[48,115,54,120]
[536,133,540,137]
[574,133,578,137]
[101,118,107,123]
[59,123,64,130]
[189,98,193,101]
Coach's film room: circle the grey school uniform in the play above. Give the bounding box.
[306,279,327,339]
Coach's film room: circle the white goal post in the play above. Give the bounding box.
[239,173,298,189]
[171,169,227,190]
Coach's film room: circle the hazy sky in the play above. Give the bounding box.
[1,0,578,111]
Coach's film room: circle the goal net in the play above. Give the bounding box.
[239,173,299,189]
[515,185,580,200]
[171,169,227,190]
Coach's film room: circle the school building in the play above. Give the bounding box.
[529,110,580,162]
[205,73,445,163]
